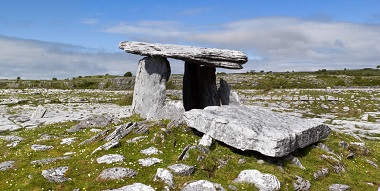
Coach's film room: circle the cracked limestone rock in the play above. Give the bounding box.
[41,166,70,183]
[103,183,155,191]
[140,146,162,155]
[154,168,175,188]
[181,180,226,191]
[138,158,163,167]
[98,167,137,180]
[97,154,125,164]
[233,169,281,191]
[183,105,331,157]
[0,161,16,171]
[31,144,54,151]
[168,164,195,176]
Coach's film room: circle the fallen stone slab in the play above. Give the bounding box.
[97,154,125,164]
[31,144,54,151]
[98,167,137,180]
[103,183,155,191]
[181,180,226,191]
[105,122,136,141]
[31,156,71,165]
[42,166,70,183]
[233,169,281,191]
[168,164,195,176]
[138,158,163,167]
[183,105,331,157]
[0,161,16,171]
[31,105,47,119]
[119,41,248,69]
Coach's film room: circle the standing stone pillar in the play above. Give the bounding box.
[132,57,171,119]
[183,62,219,111]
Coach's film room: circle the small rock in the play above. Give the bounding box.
[97,154,125,164]
[7,141,20,147]
[329,184,350,191]
[154,168,175,188]
[140,146,161,155]
[103,183,155,191]
[31,105,47,119]
[60,137,76,145]
[41,166,70,183]
[366,159,378,168]
[238,158,246,164]
[313,168,329,179]
[294,176,310,191]
[168,164,195,176]
[31,156,71,165]
[257,160,265,164]
[126,136,148,143]
[91,140,120,155]
[67,115,113,132]
[233,169,280,191]
[318,143,332,153]
[228,185,238,191]
[285,154,305,170]
[98,167,137,180]
[0,135,25,142]
[0,161,15,171]
[342,107,350,112]
[346,151,355,159]
[178,144,192,161]
[339,141,348,149]
[105,122,136,141]
[31,144,54,151]
[199,134,213,147]
[38,134,58,141]
[138,158,162,167]
[181,180,226,191]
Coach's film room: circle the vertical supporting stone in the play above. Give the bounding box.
[183,62,219,111]
[218,78,241,106]
[132,57,171,119]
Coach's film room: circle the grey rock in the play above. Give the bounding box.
[0,135,25,142]
[91,139,120,155]
[178,144,192,160]
[339,141,348,149]
[31,156,71,165]
[154,168,175,188]
[199,134,213,147]
[181,180,226,191]
[7,141,20,147]
[285,154,306,170]
[366,159,378,168]
[218,78,241,106]
[31,105,47,119]
[79,128,111,146]
[119,41,247,69]
[60,137,76,145]
[233,169,281,191]
[103,183,155,191]
[38,134,58,141]
[238,158,246,164]
[228,185,238,191]
[98,167,137,180]
[126,136,148,143]
[138,158,162,167]
[154,100,185,121]
[140,146,161,155]
[0,161,15,171]
[67,115,113,132]
[168,164,195,176]
[183,105,331,157]
[329,184,350,191]
[31,144,54,151]
[97,154,125,164]
[41,166,69,183]
[132,57,170,119]
[313,168,329,179]
[294,176,310,191]
[105,122,136,141]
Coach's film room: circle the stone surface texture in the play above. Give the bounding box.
[218,78,241,106]
[168,164,195,176]
[0,161,15,171]
[294,176,311,191]
[103,183,155,191]
[67,115,113,132]
[329,184,351,191]
[31,144,54,151]
[233,169,281,191]
[97,154,125,164]
[31,105,47,119]
[41,166,70,183]
[119,41,247,69]
[98,167,137,180]
[132,57,170,119]
[181,180,226,191]
[183,105,331,157]
[199,134,213,147]
[154,168,175,188]
[140,146,161,155]
[31,156,71,165]
[138,158,162,167]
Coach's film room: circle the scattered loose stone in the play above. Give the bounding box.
[41,166,70,183]
[97,154,125,164]
[233,169,281,191]
[31,156,71,165]
[257,160,265,164]
[228,185,238,191]
[183,105,331,157]
[31,144,54,151]
[168,164,195,176]
[126,136,148,143]
[105,122,136,141]
[64,152,76,156]
[178,144,192,160]
[329,184,350,191]
[199,134,213,147]
[38,134,58,141]
[67,115,113,132]
[313,168,329,179]
[31,105,47,119]
[91,139,120,155]
[103,183,155,191]
[79,128,111,146]
[7,141,20,147]
[154,168,175,188]
[138,158,162,167]
[60,137,76,145]
[294,176,311,191]
[238,158,246,164]
[366,159,378,168]
[140,146,162,155]
[339,141,348,149]
[285,154,306,170]
[0,135,25,142]
[181,180,226,191]
[98,167,137,180]
[0,161,15,171]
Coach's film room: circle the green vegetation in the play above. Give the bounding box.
[124,72,133,77]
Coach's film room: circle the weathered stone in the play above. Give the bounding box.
[132,57,170,119]
[97,154,125,164]
[126,136,148,143]
[31,144,54,151]
[154,168,175,188]
[178,144,192,160]
[154,100,185,121]
[67,115,113,132]
[79,128,111,146]
[329,184,350,191]
[285,155,306,170]
[7,141,20,147]
[60,137,76,145]
[91,139,120,155]
[105,122,136,141]
[294,176,311,191]
[313,168,329,179]
[103,183,155,191]
[31,156,71,165]
[183,105,331,157]
[140,146,161,155]
[183,63,219,111]
[31,105,47,119]
[168,164,195,176]
[233,169,281,191]
[38,134,58,141]
[0,161,15,171]
[41,166,69,183]
[181,180,226,191]
[0,135,25,142]
[138,158,162,167]
[98,167,137,180]
[119,41,248,69]
[218,78,241,106]
[199,134,213,147]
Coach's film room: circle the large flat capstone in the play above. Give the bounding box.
[183,105,331,157]
[119,41,247,69]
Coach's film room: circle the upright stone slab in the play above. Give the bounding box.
[218,78,241,106]
[132,57,171,119]
[183,62,219,111]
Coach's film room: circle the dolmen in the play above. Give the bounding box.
[119,41,330,157]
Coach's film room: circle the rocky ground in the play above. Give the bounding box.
[1,88,380,190]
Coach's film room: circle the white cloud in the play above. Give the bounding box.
[0,35,141,79]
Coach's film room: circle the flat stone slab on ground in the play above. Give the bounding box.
[97,154,125,164]
[0,161,16,171]
[31,156,71,165]
[31,144,54,151]
[98,167,137,180]
[168,164,195,176]
[41,166,70,183]
[183,105,331,157]
[138,158,163,167]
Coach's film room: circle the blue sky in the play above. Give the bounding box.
[1,0,380,79]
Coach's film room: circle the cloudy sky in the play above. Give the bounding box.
[1,0,380,79]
